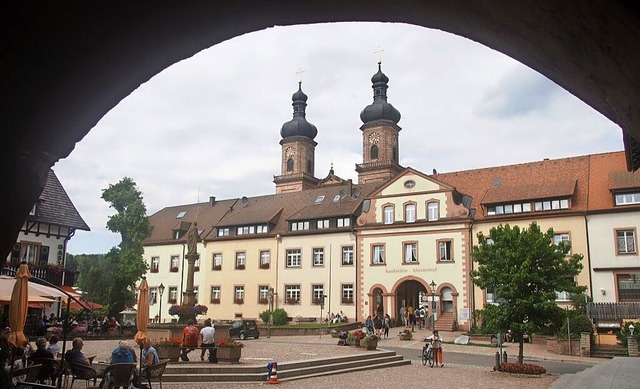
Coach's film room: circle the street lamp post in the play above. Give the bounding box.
[158,283,165,324]
[268,287,275,338]
[430,280,437,330]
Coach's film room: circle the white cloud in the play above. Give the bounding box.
[54,22,623,254]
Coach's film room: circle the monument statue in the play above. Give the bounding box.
[186,222,199,256]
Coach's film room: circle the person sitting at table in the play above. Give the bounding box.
[65,337,90,365]
[106,340,139,388]
[47,335,61,355]
[110,340,137,364]
[141,338,159,369]
[30,337,55,359]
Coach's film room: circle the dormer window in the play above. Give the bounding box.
[315,196,325,204]
[534,199,570,211]
[615,191,640,206]
[176,211,186,219]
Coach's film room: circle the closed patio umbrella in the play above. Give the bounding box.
[133,277,150,375]
[8,262,31,347]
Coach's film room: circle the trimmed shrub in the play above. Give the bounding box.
[500,362,546,375]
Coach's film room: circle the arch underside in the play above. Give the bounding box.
[2,1,639,262]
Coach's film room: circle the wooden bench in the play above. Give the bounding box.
[294,316,317,324]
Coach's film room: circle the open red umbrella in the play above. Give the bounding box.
[134,277,150,374]
[8,262,31,347]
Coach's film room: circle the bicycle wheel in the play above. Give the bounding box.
[421,347,428,366]
[428,348,435,368]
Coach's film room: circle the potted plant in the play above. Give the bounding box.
[154,337,182,362]
[330,329,341,338]
[364,334,379,350]
[346,332,356,345]
[216,338,244,363]
[168,303,209,323]
[399,329,413,340]
[352,329,366,346]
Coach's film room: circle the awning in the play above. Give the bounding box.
[0,275,67,300]
[64,300,103,311]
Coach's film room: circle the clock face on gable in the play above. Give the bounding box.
[285,146,296,158]
[368,132,380,144]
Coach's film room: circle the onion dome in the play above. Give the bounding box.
[281,82,318,140]
[360,62,401,124]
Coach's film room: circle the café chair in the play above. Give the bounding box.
[30,357,61,385]
[142,359,170,389]
[11,363,42,383]
[68,361,98,388]
[100,363,137,389]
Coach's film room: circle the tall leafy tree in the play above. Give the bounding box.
[471,222,585,363]
[101,177,151,317]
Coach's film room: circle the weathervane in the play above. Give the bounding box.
[296,68,305,83]
[374,46,385,63]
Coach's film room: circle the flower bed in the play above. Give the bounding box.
[499,362,546,375]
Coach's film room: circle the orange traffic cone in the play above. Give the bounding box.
[268,361,278,384]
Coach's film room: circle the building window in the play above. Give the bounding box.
[370,144,378,160]
[218,228,230,237]
[485,286,497,305]
[237,226,255,235]
[427,202,439,221]
[194,257,200,272]
[193,286,199,304]
[170,255,179,272]
[286,249,302,268]
[258,286,270,304]
[210,286,221,304]
[291,221,310,231]
[337,217,351,227]
[313,248,324,266]
[317,219,330,229]
[404,203,416,223]
[617,274,640,302]
[616,229,637,254]
[287,158,294,172]
[150,257,159,273]
[285,285,301,304]
[487,202,532,215]
[257,225,269,233]
[19,242,39,264]
[149,288,158,305]
[234,286,244,304]
[438,240,453,261]
[615,192,640,206]
[260,250,270,269]
[168,287,178,304]
[212,253,222,270]
[235,252,246,270]
[342,246,354,265]
[404,242,418,263]
[383,206,394,224]
[312,285,324,304]
[342,284,354,304]
[534,198,570,211]
[372,244,385,265]
[554,233,571,255]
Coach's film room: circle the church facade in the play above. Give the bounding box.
[141,64,639,332]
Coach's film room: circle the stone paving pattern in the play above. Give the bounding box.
[64,328,604,389]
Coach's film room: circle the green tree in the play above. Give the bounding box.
[471,222,585,363]
[101,177,151,317]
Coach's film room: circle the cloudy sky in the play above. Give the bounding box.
[54,22,623,255]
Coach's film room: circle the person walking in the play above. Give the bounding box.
[200,319,216,362]
[383,313,391,339]
[426,330,445,367]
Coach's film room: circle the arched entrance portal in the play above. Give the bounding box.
[396,279,426,322]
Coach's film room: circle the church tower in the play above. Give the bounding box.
[356,62,404,184]
[274,82,320,193]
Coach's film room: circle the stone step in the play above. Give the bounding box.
[161,350,409,383]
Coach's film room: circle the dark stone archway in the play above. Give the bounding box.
[2,1,640,263]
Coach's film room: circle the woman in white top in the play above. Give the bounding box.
[426,330,444,367]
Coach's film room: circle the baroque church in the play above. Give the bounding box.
[142,64,640,332]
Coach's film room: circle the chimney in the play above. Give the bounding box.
[209,196,216,207]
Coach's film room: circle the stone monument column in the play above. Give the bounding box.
[180,222,200,323]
